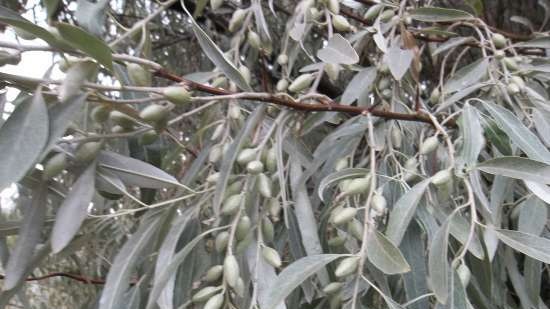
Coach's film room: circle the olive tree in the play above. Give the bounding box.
[0,0,550,308]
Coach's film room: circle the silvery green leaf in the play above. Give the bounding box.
[264,254,343,309]
[367,230,411,275]
[384,38,414,80]
[477,157,550,184]
[495,228,550,263]
[318,168,370,201]
[409,7,474,22]
[532,109,550,147]
[518,196,547,236]
[340,67,377,105]
[524,180,550,204]
[516,36,550,49]
[0,93,48,190]
[0,6,60,47]
[401,222,429,309]
[179,1,252,91]
[443,58,488,93]
[50,163,96,253]
[482,101,550,163]
[432,37,474,56]
[457,103,484,169]
[385,179,431,245]
[429,219,451,304]
[76,0,109,36]
[317,34,359,65]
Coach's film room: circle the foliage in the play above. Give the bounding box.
[0,0,550,308]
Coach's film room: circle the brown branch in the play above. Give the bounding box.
[0,272,118,285]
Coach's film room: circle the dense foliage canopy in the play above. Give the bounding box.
[0,0,550,308]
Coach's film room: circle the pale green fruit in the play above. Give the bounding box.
[494,50,505,60]
[288,73,315,93]
[237,148,257,165]
[74,141,102,163]
[364,4,383,22]
[510,76,526,90]
[247,160,264,174]
[236,216,251,241]
[215,231,229,252]
[335,256,359,278]
[223,255,240,288]
[229,9,247,32]
[163,86,192,105]
[327,0,340,14]
[431,169,452,186]
[391,126,402,149]
[247,30,262,50]
[205,265,224,282]
[203,293,224,309]
[42,152,67,179]
[277,54,288,65]
[210,0,223,10]
[507,82,521,95]
[262,246,282,268]
[221,194,242,216]
[262,217,275,242]
[342,176,371,195]
[378,77,391,90]
[276,79,289,92]
[126,63,150,86]
[325,63,340,81]
[491,33,507,49]
[379,10,395,22]
[371,194,387,213]
[139,130,159,145]
[140,104,170,123]
[332,207,358,225]
[268,198,282,219]
[206,172,220,184]
[332,15,351,32]
[209,144,223,164]
[235,277,245,296]
[257,173,273,198]
[239,65,251,84]
[192,286,221,303]
[429,87,441,105]
[457,263,471,287]
[328,236,346,247]
[347,219,364,240]
[323,282,344,294]
[265,147,277,172]
[91,105,110,123]
[502,57,519,71]
[419,136,439,155]
[109,110,135,129]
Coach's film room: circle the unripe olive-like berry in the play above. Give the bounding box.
[211,76,227,88]
[262,246,282,268]
[275,79,288,92]
[510,76,526,90]
[215,231,229,252]
[210,0,223,10]
[192,286,221,303]
[211,124,224,141]
[491,33,507,49]
[265,147,277,172]
[42,152,67,179]
[14,27,36,40]
[277,54,289,66]
[377,77,391,90]
[332,207,358,225]
[328,236,346,247]
[229,103,242,120]
[203,293,224,309]
[140,104,170,123]
[139,130,159,145]
[429,87,441,105]
[205,265,224,282]
[206,172,220,184]
[247,160,264,174]
[371,194,387,213]
[110,125,126,134]
[325,63,340,81]
[327,0,340,14]
[235,277,246,296]
[323,282,344,294]
[335,158,348,171]
[126,63,150,87]
[342,176,371,195]
[262,217,275,242]
[247,30,262,50]
[163,86,192,105]
[494,50,505,60]
[237,148,257,165]
[502,57,519,71]
[347,219,364,240]
[222,194,242,216]
[431,169,452,186]
[457,263,471,287]
[288,73,315,93]
[335,256,359,278]
[381,89,392,100]
[268,198,282,219]
[91,105,110,123]
[405,157,418,171]
[223,255,240,288]
[229,9,247,32]
[364,4,383,22]
[236,215,252,241]
[391,126,402,149]
[379,10,395,22]
[74,141,102,163]
[332,15,351,32]
[209,144,223,164]
[226,180,244,196]
[419,135,439,155]
[507,82,521,95]
[239,65,251,84]
[109,110,135,129]
[257,173,273,198]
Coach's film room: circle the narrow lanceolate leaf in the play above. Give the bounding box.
[524,180,550,204]
[179,1,252,91]
[264,254,343,309]
[458,103,484,168]
[385,179,431,245]
[516,36,550,49]
[317,34,359,65]
[367,230,411,275]
[56,22,113,70]
[494,229,550,263]
[482,101,550,163]
[443,58,488,93]
[477,157,550,184]
[318,168,369,201]
[428,219,451,304]
[0,6,60,47]
[340,67,377,104]
[409,7,474,22]
[3,184,48,290]
[98,151,181,189]
[50,163,96,253]
[0,93,48,189]
[518,196,547,236]
[100,217,160,309]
